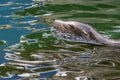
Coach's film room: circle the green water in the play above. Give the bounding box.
[1,0,120,80]
[0,40,5,45]
[15,0,120,39]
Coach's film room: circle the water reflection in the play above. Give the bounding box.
[0,0,120,80]
[0,0,52,79]
[3,29,94,79]
[4,29,120,80]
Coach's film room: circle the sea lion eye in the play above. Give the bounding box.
[63,24,75,32]
[63,24,70,30]
[69,24,75,31]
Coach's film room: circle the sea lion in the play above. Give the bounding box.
[52,20,120,47]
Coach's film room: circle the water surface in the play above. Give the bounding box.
[0,0,120,80]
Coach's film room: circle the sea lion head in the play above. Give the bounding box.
[52,19,104,45]
[52,20,120,47]
[53,20,77,33]
[52,20,90,38]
